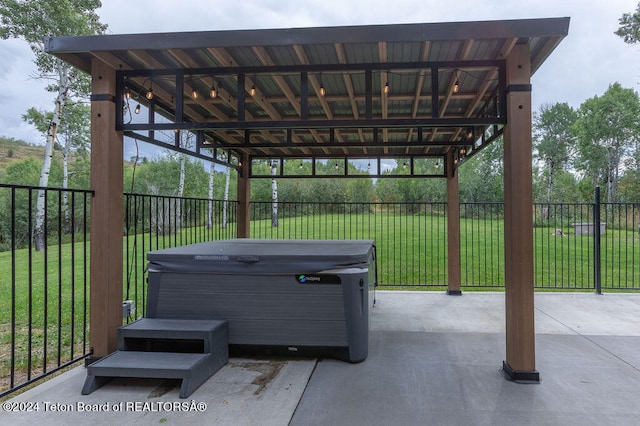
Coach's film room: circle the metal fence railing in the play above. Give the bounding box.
[1,184,93,398]
[2,184,639,397]
[249,198,640,291]
[123,193,238,323]
[250,201,448,286]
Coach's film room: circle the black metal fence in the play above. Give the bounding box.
[123,193,237,324]
[532,197,640,292]
[250,198,639,291]
[250,201,449,286]
[0,184,92,398]
[2,184,640,397]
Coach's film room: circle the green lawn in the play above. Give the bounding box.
[2,211,639,392]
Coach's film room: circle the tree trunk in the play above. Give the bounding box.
[34,66,69,251]
[207,161,215,229]
[271,161,279,227]
[607,147,616,203]
[176,153,186,231]
[546,158,555,204]
[545,158,554,220]
[222,166,231,229]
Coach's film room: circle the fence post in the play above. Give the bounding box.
[593,186,602,295]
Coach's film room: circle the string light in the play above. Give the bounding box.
[383,81,389,94]
[367,162,371,170]
[145,82,154,100]
[192,86,199,99]
[319,73,325,96]
[453,80,460,93]
[210,83,217,98]
[402,161,408,169]
[467,128,474,140]
[250,74,257,96]
[434,161,440,169]
[134,104,141,114]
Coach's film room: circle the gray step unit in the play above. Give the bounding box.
[82,318,228,398]
[146,239,376,363]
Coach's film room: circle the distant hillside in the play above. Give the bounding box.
[0,137,46,173]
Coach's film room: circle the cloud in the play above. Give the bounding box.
[2,0,639,147]
[0,39,52,143]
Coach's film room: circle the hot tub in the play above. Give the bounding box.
[145,239,376,362]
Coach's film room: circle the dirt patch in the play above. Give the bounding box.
[230,361,286,395]
[148,379,180,398]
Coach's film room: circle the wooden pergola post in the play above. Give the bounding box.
[446,149,462,295]
[502,44,539,382]
[89,59,124,360]
[237,151,251,238]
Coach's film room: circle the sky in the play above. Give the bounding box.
[1,0,639,151]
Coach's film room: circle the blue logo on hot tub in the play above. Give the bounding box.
[296,274,341,285]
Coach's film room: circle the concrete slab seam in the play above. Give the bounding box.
[535,306,640,374]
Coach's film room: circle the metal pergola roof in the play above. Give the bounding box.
[45,17,569,177]
[44,17,570,380]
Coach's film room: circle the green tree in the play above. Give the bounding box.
[616,2,640,44]
[572,83,640,202]
[3,157,41,185]
[533,102,577,203]
[458,139,504,202]
[0,0,106,250]
[131,154,209,198]
[345,178,375,203]
[0,158,41,250]
[23,101,90,231]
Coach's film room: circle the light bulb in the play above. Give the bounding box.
[210,86,217,98]
[192,88,199,99]
[146,88,153,100]
[453,80,460,93]
[319,85,326,97]
[249,85,256,96]
[134,104,141,114]
[383,81,389,94]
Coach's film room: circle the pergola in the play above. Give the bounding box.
[45,17,569,382]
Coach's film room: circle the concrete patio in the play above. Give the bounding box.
[3,291,640,425]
